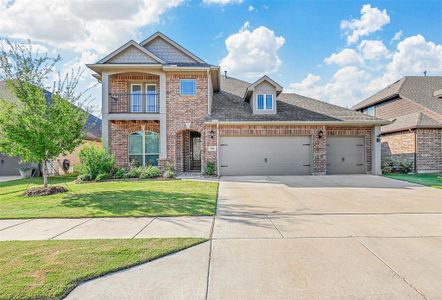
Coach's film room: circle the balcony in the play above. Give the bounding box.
[109,93,159,113]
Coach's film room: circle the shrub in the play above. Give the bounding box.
[204,161,216,176]
[76,174,92,182]
[140,166,161,179]
[163,163,176,179]
[96,173,109,181]
[381,158,393,174]
[113,167,126,179]
[398,160,413,173]
[73,164,83,174]
[78,145,115,179]
[124,167,142,179]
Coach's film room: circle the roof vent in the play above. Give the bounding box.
[224,70,228,79]
[433,89,442,98]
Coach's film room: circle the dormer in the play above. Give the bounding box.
[243,75,283,115]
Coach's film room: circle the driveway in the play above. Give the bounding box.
[68,175,442,299]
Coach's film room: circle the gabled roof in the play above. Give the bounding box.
[0,80,101,140]
[243,75,283,101]
[208,76,388,124]
[353,76,442,115]
[140,31,205,64]
[381,111,442,133]
[96,40,166,64]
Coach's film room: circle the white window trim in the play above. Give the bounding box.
[130,84,142,113]
[145,83,157,112]
[128,131,160,166]
[180,79,197,96]
[256,93,273,110]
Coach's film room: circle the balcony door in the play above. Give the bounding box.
[145,84,157,113]
[131,84,142,112]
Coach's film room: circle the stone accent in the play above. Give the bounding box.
[166,72,208,173]
[109,120,160,167]
[204,124,373,175]
[416,129,442,172]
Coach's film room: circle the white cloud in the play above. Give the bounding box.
[220,22,285,79]
[341,4,390,44]
[203,0,243,4]
[324,48,362,66]
[248,5,255,11]
[391,30,403,44]
[0,0,184,55]
[358,40,389,60]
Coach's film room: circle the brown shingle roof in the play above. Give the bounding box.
[381,112,442,133]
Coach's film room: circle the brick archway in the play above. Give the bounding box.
[175,129,202,173]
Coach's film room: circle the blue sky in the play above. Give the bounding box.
[1,0,441,113]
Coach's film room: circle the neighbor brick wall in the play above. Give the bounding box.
[204,124,373,175]
[416,129,442,172]
[165,72,208,172]
[52,140,101,175]
[381,131,416,171]
[109,120,160,167]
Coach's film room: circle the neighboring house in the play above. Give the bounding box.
[0,80,102,176]
[87,32,387,176]
[353,76,442,173]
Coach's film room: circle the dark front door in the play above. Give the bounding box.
[190,132,201,171]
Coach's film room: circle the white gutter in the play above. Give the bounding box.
[204,120,391,126]
[216,122,220,176]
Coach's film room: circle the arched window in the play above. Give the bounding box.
[128,131,159,166]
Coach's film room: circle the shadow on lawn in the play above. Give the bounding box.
[60,190,216,216]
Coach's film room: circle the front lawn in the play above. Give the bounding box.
[0,238,205,299]
[385,173,442,189]
[0,176,218,218]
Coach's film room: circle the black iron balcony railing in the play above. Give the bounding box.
[109,93,160,113]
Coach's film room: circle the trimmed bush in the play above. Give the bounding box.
[96,173,109,181]
[204,162,216,176]
[76,174,92,183]
[140,166,161,179]
[124,167,142,179]
[78,145,115,179]
[398,160,413,173]
[381,158,393,174]
[113,168,126,179]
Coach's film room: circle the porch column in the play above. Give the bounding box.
[159,72,167,159]
[372,126,382,175]
[101,73,109,148]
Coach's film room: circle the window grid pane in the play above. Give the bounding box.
[257,94,264,110]
[265,95,273,110]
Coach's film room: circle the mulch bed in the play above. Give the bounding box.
[22,186,68,197]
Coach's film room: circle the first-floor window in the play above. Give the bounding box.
[128,131,159,166]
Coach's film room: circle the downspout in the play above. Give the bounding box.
[413,129,417,173]
[216,122,220,176]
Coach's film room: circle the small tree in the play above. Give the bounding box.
[0,40,93,188]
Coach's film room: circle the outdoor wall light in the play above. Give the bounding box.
[210,130,215,139]
[377,134,381,143]
[318,130,324,139]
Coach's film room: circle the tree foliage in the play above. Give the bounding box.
[0,39,94,187]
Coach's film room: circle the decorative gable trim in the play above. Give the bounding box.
[97,40,166,64]
[140,32,205,64]
[244,75,283,101]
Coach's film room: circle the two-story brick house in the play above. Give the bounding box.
[88,32,387,176]
[353,76,442,173]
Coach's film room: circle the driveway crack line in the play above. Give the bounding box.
[49,218,92,240]
[204,239,214,300]
[267,215,284,238]
[357,238,428,300]
[0,219,33,232]
[131,217,157,239]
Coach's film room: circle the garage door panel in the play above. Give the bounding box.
[326,137,365,174]
[220,136,311,176]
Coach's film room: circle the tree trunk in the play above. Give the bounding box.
[42,160,48,188]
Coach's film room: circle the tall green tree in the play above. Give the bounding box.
[0,40,93,187]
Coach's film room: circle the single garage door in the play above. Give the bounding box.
[220,136,311,176]
[326,136,365,174]
[0,154,21,176]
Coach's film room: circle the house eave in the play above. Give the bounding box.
[204,120,390,126]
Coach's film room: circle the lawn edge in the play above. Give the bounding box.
[383,174,441,189]
[58,238,208,299]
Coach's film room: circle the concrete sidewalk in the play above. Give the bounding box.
[0,216,213,240]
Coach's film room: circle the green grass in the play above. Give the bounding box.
[0,238,206,300]
[0,175,218,218]
[385,173,442,189]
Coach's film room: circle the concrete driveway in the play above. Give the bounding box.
[68,175,442,299]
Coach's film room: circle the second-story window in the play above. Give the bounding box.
[180,79,196,96]
[365,106,375,116]
[257,94,273,110]
[131,84,142,112]
[146,84,157,112]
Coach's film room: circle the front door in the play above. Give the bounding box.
[190,132,201,171]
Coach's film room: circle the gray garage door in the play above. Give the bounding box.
[220,136,311,176]
[326,136,365,174]
[0,154,21,176]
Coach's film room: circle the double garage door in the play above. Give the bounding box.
[219,136,365,176]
